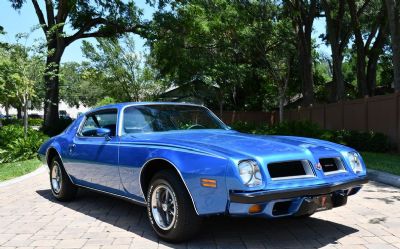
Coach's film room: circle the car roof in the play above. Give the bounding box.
[87,102,204,114]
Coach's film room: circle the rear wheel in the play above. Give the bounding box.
[49,156,77,201]
[147,170,202,242]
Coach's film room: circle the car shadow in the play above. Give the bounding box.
[36,188,358,248]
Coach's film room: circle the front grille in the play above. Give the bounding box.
[319,158,338,172]
[267,160,314,179]
[319,158,345,174]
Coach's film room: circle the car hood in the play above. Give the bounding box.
[125,130,352,159]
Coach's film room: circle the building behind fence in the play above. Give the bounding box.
[216,92,400,151]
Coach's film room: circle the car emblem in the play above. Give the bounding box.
[315,163,323,170]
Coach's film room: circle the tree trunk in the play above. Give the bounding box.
[43,41,65,133]
[348,0,369,97]
[323,0,346,101]
[292,0,317,106]
[279,95,284,123]
[23,93,28,138]
[299,42,314,105]
[43,58,61,131]
[385,0,400,91]
[331,45,345,101]
[366,19,388,95]
[5,103,9,116]
[16,106,22,119]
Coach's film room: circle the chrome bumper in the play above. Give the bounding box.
[229,177,368,204]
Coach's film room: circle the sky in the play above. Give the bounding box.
[0,1,330,63]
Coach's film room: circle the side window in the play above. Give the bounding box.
[123,107,155,134]
[80,109,118,137]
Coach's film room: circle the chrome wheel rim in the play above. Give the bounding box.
[151,184,177,230]
[51,162,62,194]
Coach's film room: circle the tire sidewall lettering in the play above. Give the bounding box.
[147,180,179,232]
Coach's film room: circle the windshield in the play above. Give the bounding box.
[122,105,227,134]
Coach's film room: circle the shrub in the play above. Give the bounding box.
[28,118,43,126]
[0,118,22,126]
[268,121,324,138]
[230,121,268,134]
[340,130,391,153]
[0,118,43,127]
[231,120,392,153]
[0,125,48,163]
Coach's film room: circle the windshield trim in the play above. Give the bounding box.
[117,103,229,136]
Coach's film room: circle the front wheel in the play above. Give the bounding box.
[49,156,77,201]
[147,170,202,242]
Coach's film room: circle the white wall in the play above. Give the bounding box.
[0,101,90,119]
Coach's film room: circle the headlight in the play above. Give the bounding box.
[238,160,262,187]
[347,152,363,173]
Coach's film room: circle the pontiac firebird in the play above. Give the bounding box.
[38,102,368,242]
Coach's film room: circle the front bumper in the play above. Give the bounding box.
[229,177,368,204]
[228,177,368,217]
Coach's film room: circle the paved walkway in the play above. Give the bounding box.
[0,172,400,249]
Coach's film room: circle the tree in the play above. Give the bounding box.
[347,0,388,96]
[9,0,146,133]
[150,0,295,111]
[0,43,45,136]
[82,36,163,102]
[322,0,351,101]
[59,62,105,107]
[285,0,320,106]
[265,24,296,122]
[385,0,400,91]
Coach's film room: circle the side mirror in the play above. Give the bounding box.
[96,128,111,138]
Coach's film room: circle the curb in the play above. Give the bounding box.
[367,169,400,188]
[0,165,47,188]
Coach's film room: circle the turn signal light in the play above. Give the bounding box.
[249,204,263,214]
[201,178,217,188]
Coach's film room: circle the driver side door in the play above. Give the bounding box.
[67,109,121,193]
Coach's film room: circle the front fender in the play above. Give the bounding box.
[118,143,230,215]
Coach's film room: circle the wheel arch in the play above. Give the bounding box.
[139,158,199,215]
[46,147,62,169]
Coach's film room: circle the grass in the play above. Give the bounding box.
[361,152,400,176]
[0,159,42,182]
[0,152,398,182]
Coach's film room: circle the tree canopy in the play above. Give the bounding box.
[1,0,400,129]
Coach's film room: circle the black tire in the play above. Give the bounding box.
[147,170,202,242]
[295,213,314,218]
[49,156,77,201]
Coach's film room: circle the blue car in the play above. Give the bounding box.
[38,102,368,242]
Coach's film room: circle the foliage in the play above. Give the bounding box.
[0,125,48,163]
[149,0,303,111]
[28,118,43,126]
[82,36,164,103]
[95,97,117,107]
[9,0,147,130]
[0,159,42,181]
[0,118,42,126]
[59,62,106,107]
[0,43,45,110]
[232,120,392,153]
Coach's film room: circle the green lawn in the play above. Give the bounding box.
[0,159,42,182]
[0,153,398,182]
[361,152,400,176]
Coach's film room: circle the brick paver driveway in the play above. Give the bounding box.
[0,171,400,249]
